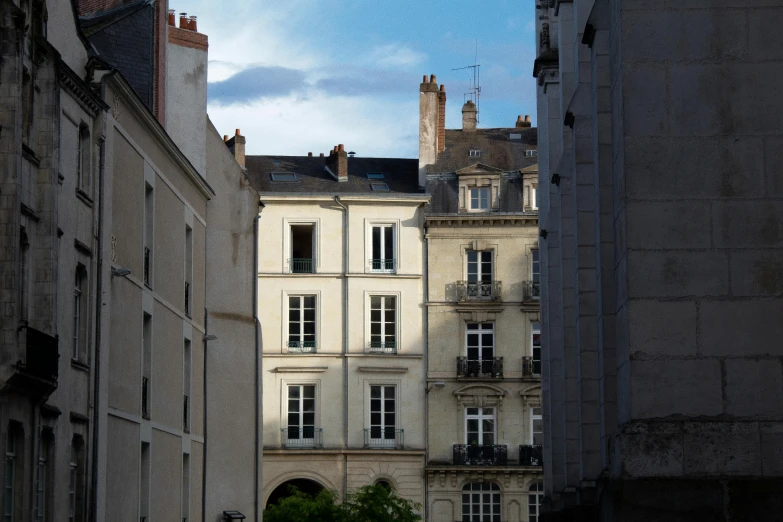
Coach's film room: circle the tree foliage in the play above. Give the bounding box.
[263,484,421,522]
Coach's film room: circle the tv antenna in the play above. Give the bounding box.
[452,41,481,123]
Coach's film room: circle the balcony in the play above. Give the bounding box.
[453,444,508,466]
[289,258,315,274]
[364,428,404,449]
[456,281,502,301]
[369,258,396,273]
[9,326,59,396]
[457,357,503,379]
[282,427,322,449]
[523,280,540,301]
[522,356,541,377]
[367,341,396,354]
[143,247,151,286]
[519,445,543,467]
[287,341,316,353]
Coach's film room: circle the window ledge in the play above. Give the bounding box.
[75,188,93,207]
[70,359,90,372]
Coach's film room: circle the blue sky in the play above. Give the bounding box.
[177,0,537,158]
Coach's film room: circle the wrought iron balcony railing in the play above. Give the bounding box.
[456,280,502,301]
[522,356,541,377]
[364,428,404,449]
[519,445,543,467]
[523,280,541,301]
[456,357,503,378]
[453,444,508,466]
[369,258,396,272]
[367,341,396,354]
[289,258,315,274]
[282,427,322,449]
[287,341,316,353]
[143,247,151,286]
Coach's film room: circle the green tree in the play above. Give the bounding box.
[263,484,421,522]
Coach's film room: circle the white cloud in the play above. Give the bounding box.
[361,43,426,70]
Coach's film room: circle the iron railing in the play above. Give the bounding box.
[522,356,541,377]
[369,258,396,272]
[142,377,150,419]
[523,280,540,301]
[364,428,404,449]
[289,258,315,274]
[287,341,316,353]
[282,427,322,448]
[143,247,151,286]
[183,395,189,432]
[453,444,508,466]
[367,341,396,354]
[184,281,190,315]
[519,445,543,467]
[456,281,502,301]
[456,357,503,378]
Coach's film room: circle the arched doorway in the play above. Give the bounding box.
[266,478,325,509]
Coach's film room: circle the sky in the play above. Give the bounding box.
[177,0,538,158]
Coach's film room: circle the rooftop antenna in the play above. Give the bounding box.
[452,40,481,124]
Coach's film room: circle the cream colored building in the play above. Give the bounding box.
[420,76,543,522]
[247,148,430,510]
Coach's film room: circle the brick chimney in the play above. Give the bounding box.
[326,144,348,182]
[462,100,477,132]
[516,115,532,128]
[419,74,439,187]
[226,129,246,169]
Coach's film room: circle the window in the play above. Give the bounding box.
[181,453,190,522]
[289,224,315,274]
[509,133,522,140]
[143,183,153,287]
[370,182,389,192]
[531,249,540,298]
[35,431,51,522]
[68,437,84,522]
[73,266,87,361]
[465,323,495,376]
[142,313,152,419]
[366,173,385,180]
[184,225,192,316]
[529,482,543,522]
[465,407,495,445]
[270,172,297,182]
[286,385,316,446]
[469,150,481,157]
[183,339,191,432]
[525,149,538,157]
[530,185,538,210]
[468,187,489,211]
[370,224,395,272]
[4,426,21,522]
[288,296,316,352]
[531,407,543,446]
[462,482,500,522]
[369,296,396,353]
[368,385,397,447]
[77,124,90,193]
[19,228,30,323]
[532,322,541,375]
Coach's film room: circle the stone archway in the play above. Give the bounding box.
[265,478,325,509]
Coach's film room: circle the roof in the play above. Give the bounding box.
[246,156,424,195]
[425,172,529,214]
[427,127,538,173]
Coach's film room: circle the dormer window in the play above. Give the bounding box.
[469,150,481,157]
[370,183,389,192]
[525,150,538,157]
[469,187,490,211]
[270,172,297,182]
[366,173,385,180]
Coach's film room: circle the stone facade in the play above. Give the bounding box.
[534,0,783,519]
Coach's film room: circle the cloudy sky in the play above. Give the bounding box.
[177,0,538,158]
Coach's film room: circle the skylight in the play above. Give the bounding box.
[366,173,385,180]
[525,150,538,157]
[270,172,297,182]
[370,183,389,192]
[509,133,522,140]
[469,150,481,157]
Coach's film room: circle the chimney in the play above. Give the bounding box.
[308,152,313,157]
[188,15,197,32]
[462,100,477,132]
[326,144,348,181]
[516,114,532,128]
[168,9,175,26]
[179,12,188,29]
[226,128,246,169]
[437,84,446,153]
[419,74,439,187]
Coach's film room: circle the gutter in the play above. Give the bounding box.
[254,203,263,520]
[333,196,349,501]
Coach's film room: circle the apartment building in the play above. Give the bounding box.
[419,76,543,522]
[248,147,430,510]
[534,0,783,519]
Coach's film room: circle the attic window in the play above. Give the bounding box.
[525,150,538,157]
[509,133,522,140]
[270,172,298,182]
[370,183,389,192]
[469,150,481,157]
[366,173,385,180]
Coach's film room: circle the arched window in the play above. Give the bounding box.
[375,480,392,492]
[462,482,500,522]
[529,482,543,522]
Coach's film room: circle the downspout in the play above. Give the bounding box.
[423,219,429,521]
[254,203,263,520]
[334,195,349,501]
[202,200,209,522]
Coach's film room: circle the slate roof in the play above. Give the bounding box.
[427,127,538,173]
[246,156,424,195]
[425,173,528,215]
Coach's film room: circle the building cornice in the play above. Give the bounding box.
[58,59,108,117]
[259,194,430,204]
[425,214,538,227]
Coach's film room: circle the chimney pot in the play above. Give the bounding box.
[517,115,524,124]
[525,115,531,123]
[422,74,428,83]
[320,153,324,157]
[440,84,445,92]
[189,15,197,32]
[235,129,241,136]
[338,144,345,152]
[179,13,188,29]
[223,135,229,142]
[168,9,175,26]
[308,152,313,157]
[430,74,436,83]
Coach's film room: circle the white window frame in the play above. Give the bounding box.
[283,218,320,273]
[366,292,400,353]
[462,482,501,522]
[469,150,481,157]
[369,223,396,273]
[530,406,543,445]
[284,383,318,447]
[464,407,496,445]
[286,294,318,353]
[529,482,543,522]
[466,250,493,283]
[468,187,490,211]
[531,185,538,210]
[531,322,541,375]
[368,384,398,447]
[465,322,494,361]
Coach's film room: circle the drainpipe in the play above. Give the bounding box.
[423,223,429,521]
[333,196,349,500]
[202,198,210,522]
[254,203,263,520]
